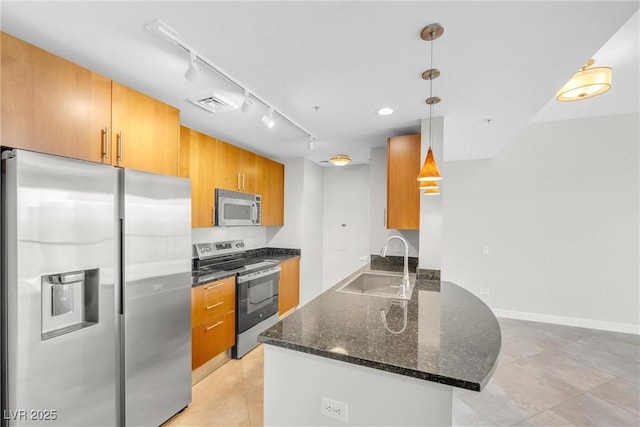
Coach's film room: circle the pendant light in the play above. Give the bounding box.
[556,59,612,102]
[417,23,444,187]
[419,180,439,190]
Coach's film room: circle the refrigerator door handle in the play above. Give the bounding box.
[47,271,85,284]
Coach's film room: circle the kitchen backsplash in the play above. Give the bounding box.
[192,226,268,249]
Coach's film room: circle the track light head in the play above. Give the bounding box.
[241,90,253,113]
[262,108,275,128]
[307,136,316,151]
[184,51,202,82]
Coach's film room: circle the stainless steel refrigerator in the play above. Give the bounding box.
[1,149,192,426]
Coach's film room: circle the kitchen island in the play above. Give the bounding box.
[258,261,501,426]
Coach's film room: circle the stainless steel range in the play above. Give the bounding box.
[193,240,280,358]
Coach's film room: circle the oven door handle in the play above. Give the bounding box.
[249,295,273,306]
[237,266,281,283]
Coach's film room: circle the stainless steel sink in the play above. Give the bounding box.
[336,271,415,300]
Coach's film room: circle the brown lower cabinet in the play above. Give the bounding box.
[191,276,235,370]
[278,257,301,316]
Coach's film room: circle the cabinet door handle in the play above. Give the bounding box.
[116,131,123,162]
[101,127,110,159]
[242,173,245,190]
[205,320,223,331]
[237,173,241,190]
[205,301,223,310]
[204,282,223,291]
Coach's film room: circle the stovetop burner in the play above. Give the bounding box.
[191,240,278,285]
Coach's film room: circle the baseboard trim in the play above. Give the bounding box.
[493,308,640,335]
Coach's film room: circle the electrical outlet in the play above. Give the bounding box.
[320,397,348,422]
[481,245,489,255]
[393,242,401,253]
[479,288,490,295]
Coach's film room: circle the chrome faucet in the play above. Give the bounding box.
[380,235,410,298]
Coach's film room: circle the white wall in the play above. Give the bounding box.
[419,117,444,270]
[322,164,371,289]
[266,158,304,248]
[192,226,267,249]
[369,146,419,257]
[268,158,325,306]
[301,159,325,304]
[441,113,640,333]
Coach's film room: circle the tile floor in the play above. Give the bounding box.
[163,318,639,426]
[162,345,264,427]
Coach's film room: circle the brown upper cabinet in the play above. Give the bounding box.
[1,32,180,177]
[111,82,180,176]
[257,156,285,226]
[1,32,111,163]
[180,126,285,228]
[214,139,257,193]
[181,126,217,227]
[387,134,421,230]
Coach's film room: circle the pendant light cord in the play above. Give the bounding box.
[429,32,434,150]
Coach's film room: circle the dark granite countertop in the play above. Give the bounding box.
[246,247,301,262]
[258,263,501,392]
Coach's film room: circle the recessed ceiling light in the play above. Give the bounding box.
[377,107,394,116]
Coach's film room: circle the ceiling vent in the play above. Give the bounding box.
[189,91,241,113]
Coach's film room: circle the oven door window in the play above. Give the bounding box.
[248,280,273,314]
[237,271,280,333]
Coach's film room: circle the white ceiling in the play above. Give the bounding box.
[2,1,638,165]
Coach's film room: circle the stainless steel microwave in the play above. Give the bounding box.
[215,188,261,226]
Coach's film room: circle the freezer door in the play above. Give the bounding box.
[1,150,118,426]
[121,169,192,427]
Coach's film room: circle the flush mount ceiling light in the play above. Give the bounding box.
[261,108,275,128]
[377,107,394,116]
[145,19,315,141]
[329,154,352,166]
[417,23,444,190]
[556,59,612,102]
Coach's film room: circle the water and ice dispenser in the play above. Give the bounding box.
[41,268,100,340]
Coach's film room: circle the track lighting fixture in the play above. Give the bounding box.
[145,19,315,144]
[184,51,202,82]
[262,108,275,128]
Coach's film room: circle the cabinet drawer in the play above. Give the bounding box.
[201,276,235,322]
[191,276,235,327]
[192,311,235,369]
